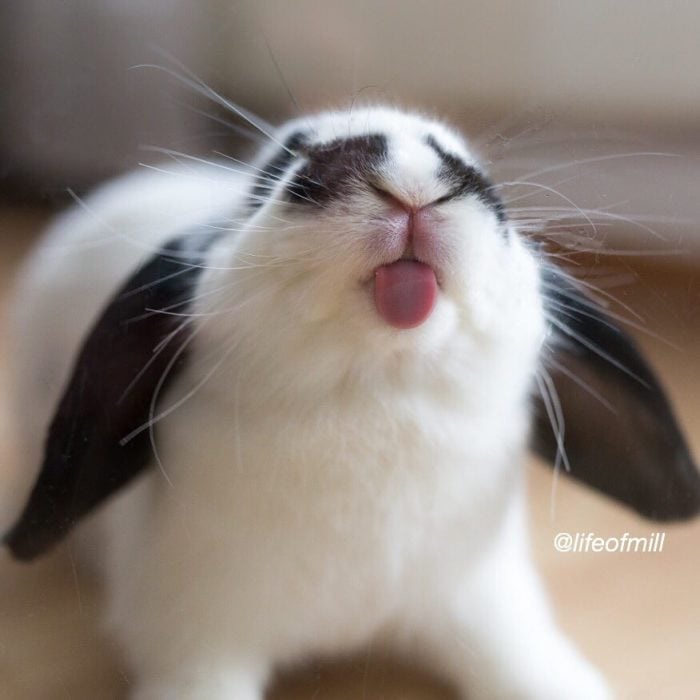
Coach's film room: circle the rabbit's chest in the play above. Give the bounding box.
[160,394,521,590]
[99,387,525,658]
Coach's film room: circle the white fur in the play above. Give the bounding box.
[7,107,611,698]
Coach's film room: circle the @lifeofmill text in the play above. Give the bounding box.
[554,532,666,553]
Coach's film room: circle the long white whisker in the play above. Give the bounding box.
[500,181,598,235]
[534,369,569,521]
[516,151,680,183]
[129,57,291,153]
[545,356,615,412]
[546,313,648,386]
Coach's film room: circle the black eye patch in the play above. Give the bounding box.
[248,131,308,211]
[286,134,388,206]
[424,135,506,223]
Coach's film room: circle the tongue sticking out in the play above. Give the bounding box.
[374,260,438,329]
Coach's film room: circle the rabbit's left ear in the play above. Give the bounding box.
[531,265,700,520]
[4,232,222,561]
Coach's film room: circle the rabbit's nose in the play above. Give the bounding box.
[374,198,446,263]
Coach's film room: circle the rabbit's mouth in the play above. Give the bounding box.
[372,259,438,329]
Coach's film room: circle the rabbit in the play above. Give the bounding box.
[4,105,700,700]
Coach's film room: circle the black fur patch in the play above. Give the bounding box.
[425,135,506,223]
[248,131,307,211]
[532,265,700,520]
[4,231,223,560]
[287,134,388,206]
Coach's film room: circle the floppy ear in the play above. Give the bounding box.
[4,232,222,560]
[531,265,700,520]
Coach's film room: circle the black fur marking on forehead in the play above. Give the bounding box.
[248,130,307,211]
[287,133,388,206]
[425,135,506,223]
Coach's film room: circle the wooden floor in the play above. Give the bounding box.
[0,205,698,699]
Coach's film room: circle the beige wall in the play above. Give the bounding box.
[215,0,700,128]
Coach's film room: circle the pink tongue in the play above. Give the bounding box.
[374,260,438,329]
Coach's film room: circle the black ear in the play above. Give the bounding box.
[531,265,700,521]
[4,232,222,560]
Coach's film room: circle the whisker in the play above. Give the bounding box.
[544,355,615,412]
[545,312,649,387]
[130,52,292,154]
[516,151,681,183]
[534,368,569,521]
[117,319,191,404]
[500,181,599,234]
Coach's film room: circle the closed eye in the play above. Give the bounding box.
[369,182,463,209]
[368,183,407,208]
[433,190,462,205]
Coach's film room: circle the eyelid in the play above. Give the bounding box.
[369,182,461,208]
[433,190,461,205]
[368,182,405,207]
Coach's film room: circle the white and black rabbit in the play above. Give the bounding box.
[4,106,700,699]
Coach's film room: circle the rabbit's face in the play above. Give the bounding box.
[208,108,545,389]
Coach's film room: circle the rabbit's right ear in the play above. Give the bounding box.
[4,232,222,561]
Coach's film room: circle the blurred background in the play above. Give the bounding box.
[0,1,699,698]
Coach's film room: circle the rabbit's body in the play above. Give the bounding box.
[13,106,699,698]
